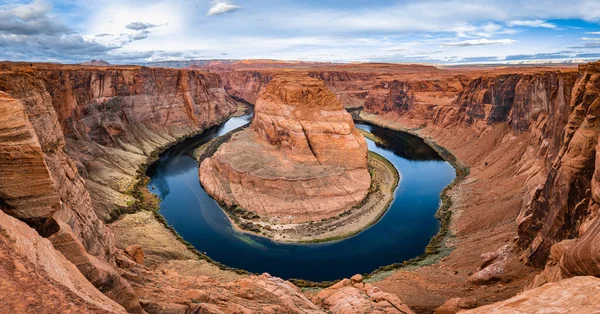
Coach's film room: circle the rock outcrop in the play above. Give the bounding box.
[136,272,325,314]
[0,92,60,223]
[517,62,600,278]
[0,209,126,313]
[312,274,415,314]
[461,276,600,313]
[433,298,477,314]
[467,245,510,285]
[200,74,370,223]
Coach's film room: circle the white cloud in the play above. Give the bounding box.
[11,0,52,20]
[3,0,600,64]
[126,22,157,30]
[580,37,600,41]
[440,39,517,47]
[507,20,557,28]
[0,0,69,35]
[206,1,241,16]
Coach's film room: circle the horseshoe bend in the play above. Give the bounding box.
[198,74,397,241]
[2,57,600,313]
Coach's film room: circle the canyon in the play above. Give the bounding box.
[0,60,599,313]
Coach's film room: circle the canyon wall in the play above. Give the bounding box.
[0,64,238,221]
[516,63,600,285]
[218,66,598,274]
[218,64,600,309]
[208,63,600,311]
[0,63,239,312]
[217,64,457,112]
[2,61,600,313]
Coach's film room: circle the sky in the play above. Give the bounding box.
[1,0,600,64]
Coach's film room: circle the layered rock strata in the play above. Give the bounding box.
[200,74,370,223]
[0,63,239,312]
[517,62,600,284]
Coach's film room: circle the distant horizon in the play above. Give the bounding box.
[2,0,600,65]
[2,57,589,67]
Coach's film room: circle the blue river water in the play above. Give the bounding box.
[146,113,456,281]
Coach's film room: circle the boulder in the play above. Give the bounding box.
[125,245,145,265]
[434,298,477,314]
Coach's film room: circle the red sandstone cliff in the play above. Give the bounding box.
[0,64,238,221]
[0,63,239,312]
[516,62,600,285]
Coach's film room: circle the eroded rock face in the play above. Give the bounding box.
[0,64,238,222]
[251,75,368,168]
[0,92,60,221]
[0,210,126,313]
[461,276,600,314]
[49,221,145,313]
[200,74,370,223]
[436,72,576,146]
[0,63,238,312]
[517,63,600,273]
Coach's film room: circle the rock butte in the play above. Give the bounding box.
[0,61,599,313]
[200,74,370,223]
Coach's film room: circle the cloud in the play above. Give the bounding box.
[130,30,150,41]
[460,56,501,63]
[440,38,517,47]
[504,52,573,60]
[507,20,557,28]
[0,0,70,35]
[580,37,600,41]
[3,0,600,64]
[570,42,600,49]
[0,34,119,62]
[206,1,241,16]
[125,22,157,30]
[0,1,122,63]
[10,0,51,20]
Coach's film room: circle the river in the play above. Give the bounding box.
[146,112,455,281]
